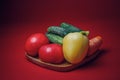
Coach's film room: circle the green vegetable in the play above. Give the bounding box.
[47,26,67,37]
[60,22,82,33]
[46,33,63,44]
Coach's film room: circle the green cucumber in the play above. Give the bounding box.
[46,33,63,44]
[47,26,67,37]
[60,22,82,33]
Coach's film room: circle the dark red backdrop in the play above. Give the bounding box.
[1,0,120,80]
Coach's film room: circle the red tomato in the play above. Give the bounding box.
[25,33,49,56]
[39,44,64,64]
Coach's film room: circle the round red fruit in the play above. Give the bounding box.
[25,33,49,56]
[39,44,64,64]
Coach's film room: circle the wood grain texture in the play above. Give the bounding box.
[25,50,100,72]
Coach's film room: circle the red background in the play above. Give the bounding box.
[1,0,120,80]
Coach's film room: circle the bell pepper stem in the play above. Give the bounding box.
[80,31,90,36]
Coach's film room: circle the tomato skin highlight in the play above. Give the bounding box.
[39,44,64,64]
[25,33,49,56]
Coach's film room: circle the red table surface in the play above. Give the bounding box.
[1,20,120,80]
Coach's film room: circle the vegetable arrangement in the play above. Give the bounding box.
[25,22,103,65]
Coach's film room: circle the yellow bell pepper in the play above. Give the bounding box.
[63,32,89,64]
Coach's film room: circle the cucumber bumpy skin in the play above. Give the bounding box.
[46,33,63,44]
[60,22,82,33]
[47,26,67,37]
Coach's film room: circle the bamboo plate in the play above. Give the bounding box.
[25,50,100,72]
